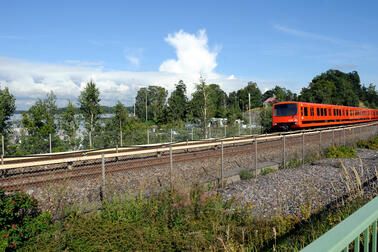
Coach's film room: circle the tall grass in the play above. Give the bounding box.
[20,186,374,251]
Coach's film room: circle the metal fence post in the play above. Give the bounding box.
[170,129,173,143]
[191,128,194,141]
[319,131,322,156]
[302,132,305,168]
[170,143,173,191]
[209,126,211,139]
[120,130,123,147]
[1,135,4,157]
[89,131,92,148]
[254,136,258,176]
[221,140,224,188]
[101,153,106,193]
[283,135,286,169]
[343,128,346,146]
[238,123,241,136]
[332,129,335,147]
[116,144,118,154]
[49,133,52,153]
[224,125,226,138]
[147,129,149,144]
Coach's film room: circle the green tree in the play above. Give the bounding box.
[167,80,188,123]
[259,105,273,133]
[262,86,296,103]
[59,100,81,150]
[20,92,60,154]
[135,86,168,123]
[208,84,227,118]
[300,70,359,106]
[78,81,102,148]
[0,86,16,155]
[236,81,263,110]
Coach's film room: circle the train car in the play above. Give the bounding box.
[272,101,378,130]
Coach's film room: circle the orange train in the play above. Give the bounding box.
[272,101,378,130]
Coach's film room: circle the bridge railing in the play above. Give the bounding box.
[302,196,377,252]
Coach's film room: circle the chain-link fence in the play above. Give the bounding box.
[0,122,377,218]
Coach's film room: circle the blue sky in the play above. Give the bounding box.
[1,0,377,109]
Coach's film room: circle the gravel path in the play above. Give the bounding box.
[220,149,378,218]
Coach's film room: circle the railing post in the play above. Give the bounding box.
[319,131,322,156]
[343,128,346,146]
[332,129,335,147]
[1,135,4,157]
[116,144,118,154]
[224,125,227,138]
[49,133,52,153]
[120,130,123,147]
[169,143,173,191]
[254,136,258,176]
[283,135,286,169]
[101,153,106,196]
[147,129,149,144]
[238,123,241,136]
[191,127,194,141]
[170,129,173,143]
[209,125,211,139]
[221,140,224,188]
[302,132,305,168]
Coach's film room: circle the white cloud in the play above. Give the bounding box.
[0,29,270,110]
[159,29,219,77]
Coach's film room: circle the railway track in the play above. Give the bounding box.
[1,121,377,191]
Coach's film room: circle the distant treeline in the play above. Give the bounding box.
[0,69,376,156]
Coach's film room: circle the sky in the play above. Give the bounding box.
[1,0,378,109]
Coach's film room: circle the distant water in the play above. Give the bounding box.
[10,113,114,122]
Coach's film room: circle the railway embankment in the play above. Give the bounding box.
[221,147,378,218]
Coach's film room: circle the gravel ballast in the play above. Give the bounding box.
[220,148,378,218]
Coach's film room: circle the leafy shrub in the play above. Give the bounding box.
[240,170,253,180]
[357,136,378,150]
[326,146,357,158]
[262,168,275,175]
[0,190,51,250]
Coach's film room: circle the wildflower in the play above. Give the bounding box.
[43,221,47,224]
[31,195,34,199]
[9,209,13,212]
[12,242,16,247]
[20,233,24,237]
[12,201,16,205]
[3,234,9,238]
[12,224,17,229]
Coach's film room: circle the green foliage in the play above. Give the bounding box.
[0,86,16,155]
[167,80,188,123]
[262,85,297,103]
[326,145,357,158]
[0,190,51,250]
[237,81,263,109]
[135,85,168,123]
[262,168,275,175]
[78,81,102,148]
[299,70,360,106]
[59,100,81,151]
[18,92,61,155]
[240,170,253,180]
[357,136,378,150]
[259,105,273,133]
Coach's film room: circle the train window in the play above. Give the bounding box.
[324,108,327,116]
[310,107,314,116]
[321,108,324,116]
[317,108,320,116]
[342,110,344,116]
[346,110,348,116]
[274,103,298,116]
[301,107,303,116]
[304,107,308,116]
[333,109,336,116]
[329,109,331,115]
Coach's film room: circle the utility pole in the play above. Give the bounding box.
[248,93,252,135]
[133,100,136,117]
[145,89,148,122]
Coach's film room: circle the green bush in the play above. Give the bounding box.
[357,136,378,150]
[326,146,357,158]
[0,190,51,250]
[262,168,275,175]
[240,170,253,180]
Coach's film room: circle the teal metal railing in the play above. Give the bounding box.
[302,196,377,252]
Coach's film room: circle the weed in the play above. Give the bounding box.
[357,136,378,150]
[240,170,253,180]
[262,168,275,175]
[326,145,357,158]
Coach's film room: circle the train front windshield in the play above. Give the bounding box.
[274,104,297,116]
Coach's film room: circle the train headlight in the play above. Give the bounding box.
[274,123,277,125]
